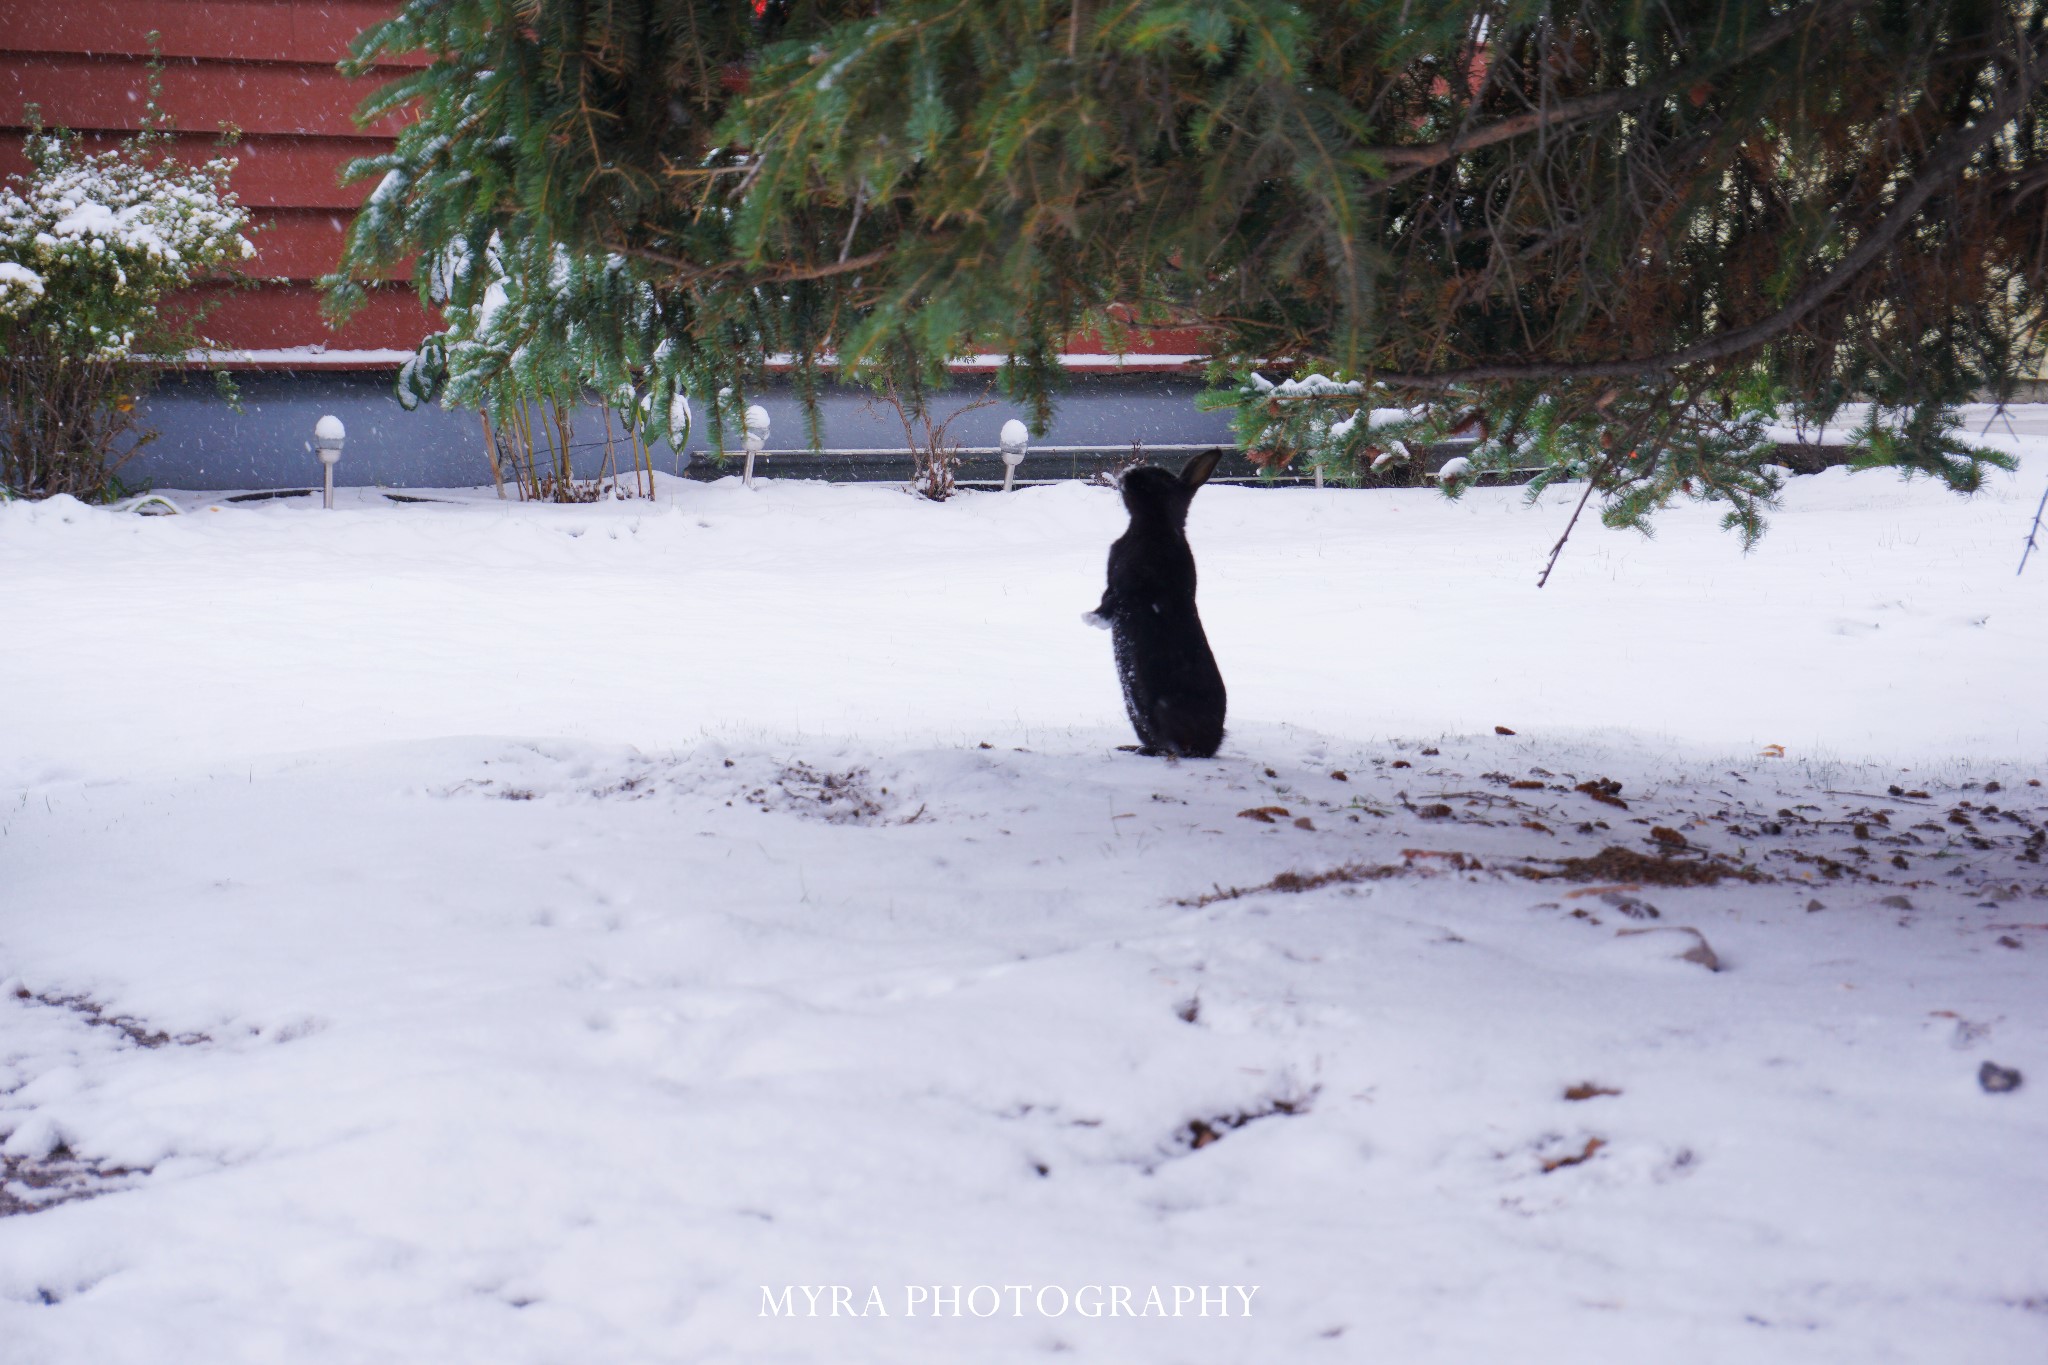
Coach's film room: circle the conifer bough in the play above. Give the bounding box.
[335,1,2048,541]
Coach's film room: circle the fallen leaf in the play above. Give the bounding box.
[1495,725,1517,735]
[1563,1083,1622,1102]
[1238,807,1289,823]
[1541,1137,1607,1173]
[1575,778,1628,809]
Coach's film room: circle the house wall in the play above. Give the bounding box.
[2,0,432,353]
[130,372,1238,491]
[7,3,1229,490]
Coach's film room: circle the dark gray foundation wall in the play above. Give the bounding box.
[129,371,1239,490]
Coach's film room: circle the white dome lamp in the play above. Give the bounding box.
[742,403,770,488]
[998,419,1029,493]
[312,415,346,509]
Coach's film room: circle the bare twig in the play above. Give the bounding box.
[838,181,868,263]
[2020,482,2048,575]
[1537,463,1604,589]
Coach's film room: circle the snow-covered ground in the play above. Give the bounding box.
[3,410,2046,1363]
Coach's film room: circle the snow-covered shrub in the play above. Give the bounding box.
[355,228,687,501]
[0,122,253,498]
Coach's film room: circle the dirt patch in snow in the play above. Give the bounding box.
[742,762,910,825]
[1529,845,1771,887]
[1,1149,146,1219]
[12,987,209,1050]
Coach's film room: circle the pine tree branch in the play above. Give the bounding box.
[605,243,894,285]
[1362,3,1832,173]
[1362,31,2048,390]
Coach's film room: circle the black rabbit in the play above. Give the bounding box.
[1084,450,1227,757]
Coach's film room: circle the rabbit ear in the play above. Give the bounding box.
[1180,449,1224,490]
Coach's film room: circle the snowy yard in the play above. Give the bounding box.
[3,415,2047,1363]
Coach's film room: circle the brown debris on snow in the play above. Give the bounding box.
[1529,845,1770,887]
[1540,1137,1606,1172]
[1564,1083,1623,1101]
[1178,861,1417,907]
[1575,778,1629,809]
[1,1150,146,1219]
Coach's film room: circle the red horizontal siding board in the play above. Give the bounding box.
[247,208,412,281]
[175,282,437,350]
[0,132,391,209]
[1,54,408,139]
[1064,327,1212,356]
[2,0,425,67]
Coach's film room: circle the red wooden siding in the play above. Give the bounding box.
[0,1,426,362]
[166,282,430,349]
[4,1,428,66]
[1,54,410,139]
[0,133,393,210]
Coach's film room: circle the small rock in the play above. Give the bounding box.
[1329,770,1348,782]
[1494,725,1516,735]
[1979,1062,2023,1094]
[1879,894,1914,910]
[1805,898,1825,912]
